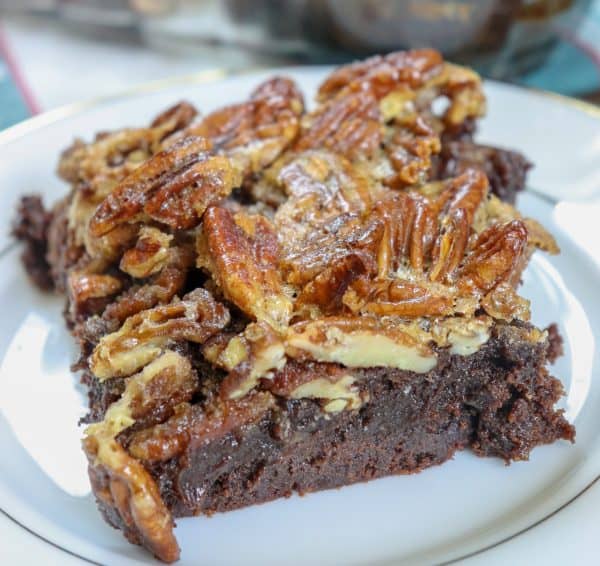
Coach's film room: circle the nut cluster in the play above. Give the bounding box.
[45,50,557,562]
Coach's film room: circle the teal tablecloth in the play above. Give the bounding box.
[0,57,31,130]
[522,0,600,96]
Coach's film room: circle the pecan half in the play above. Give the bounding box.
[296,88,383,160]
[429,207,469,283]
[58,101,197,188]
[184,77,304,175]
[317,49,444,101]
[359,279,455,318]
[285,316,437,373]
[85,350,195,563]
[66,258,126,323]
[273,151,377,255]
[433,167,489,223]
[459,220,528,293]
[202,205,292,330]
[91,288,229,380]
[120,227,173,279]
[374,191,436,276]
[103,244,194,324]
[277,150,374,210]
[89,136,240,237]
[295,253,371,314]
[280,216,382,288]
[69,269,122,306]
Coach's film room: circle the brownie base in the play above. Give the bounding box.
[12,195,54,290]
[431,141,530,204]
[91,323,573,542]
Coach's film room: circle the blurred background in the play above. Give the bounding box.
[0,0,598,129]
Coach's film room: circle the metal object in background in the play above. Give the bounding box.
[230,0,592,78]
[0,0,595,79]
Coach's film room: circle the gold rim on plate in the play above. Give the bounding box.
[0,66,599,147]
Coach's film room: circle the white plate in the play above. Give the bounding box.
[0,68,599,566]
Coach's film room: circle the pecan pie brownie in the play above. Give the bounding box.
[14,49,574,562]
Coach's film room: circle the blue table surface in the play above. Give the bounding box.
[0,58,31,130]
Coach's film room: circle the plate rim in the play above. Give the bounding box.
[0,65,599,149]
[1,66,599,565]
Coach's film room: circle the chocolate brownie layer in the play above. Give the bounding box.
[12,195,54,290]
[87,323,572,545]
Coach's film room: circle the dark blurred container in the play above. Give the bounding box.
[3,1,590,79]
[221,0,592,78]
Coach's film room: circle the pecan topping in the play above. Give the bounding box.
[32,49,565,565]
[85,350,195,563]
[202,205,292,330]
[120,227,173,279]
[317,49,444,101]
[185,77,304,175]
[91,288,229,380]
[459,220,528,293]
[89,136,240,237]
[103,244,194,324]
[285,316,437,373]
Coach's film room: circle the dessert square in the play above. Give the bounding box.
[14,50,573,562]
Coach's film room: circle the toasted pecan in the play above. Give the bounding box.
[184,77,304,175]
[104,245,195,324]
[89,136,239,237]
[91,288,229,380]
[84,350,196,563]
[202,205,292,331]
[317,49,444,101]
